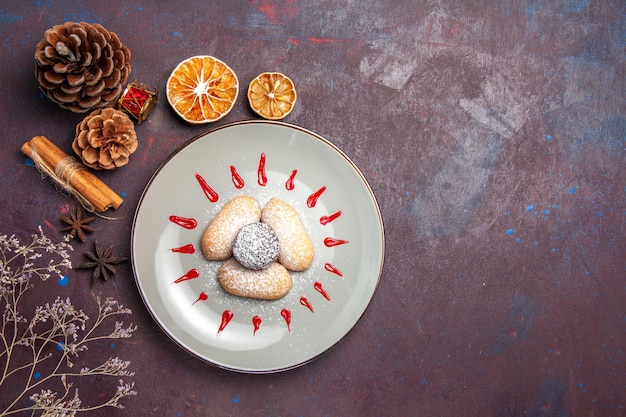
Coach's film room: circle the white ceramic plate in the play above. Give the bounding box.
[132,121,384,373]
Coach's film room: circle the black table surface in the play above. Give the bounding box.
[1,1,624,416]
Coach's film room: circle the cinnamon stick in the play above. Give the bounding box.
[21,135,123,212]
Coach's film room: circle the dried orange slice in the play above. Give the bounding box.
[166,55,239,124]
[247,72,297,120]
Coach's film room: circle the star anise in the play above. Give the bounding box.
[77,241,127,284]
[60,206,96,242]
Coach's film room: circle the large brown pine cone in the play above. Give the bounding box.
[73,108,138,170]
[35,22,131,113]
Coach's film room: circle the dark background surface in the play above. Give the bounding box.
[1,1,624,416]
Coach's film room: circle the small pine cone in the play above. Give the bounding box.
[35,22,131,113]
[73,108,138,170]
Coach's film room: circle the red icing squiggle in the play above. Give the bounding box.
[324,237,349,247]
[174,268,200,283]
[194,172,219,202]
[307,186,326,208]
[169,215,197,229]
[324,263,343,277]
[286,169,298,190]
[314,281,330,300]
[171,244,195,254]
[217,310,234,335]
[192,292,208,305]
[258,153,267,186]
[320,210,342,225]
[280,308,291,331]
[230,166,244,189]
[300,296,314,313]
[252,315,262,335]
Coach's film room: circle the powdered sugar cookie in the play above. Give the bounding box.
[232,222,280,270]
[201,196,261,261]
[261,197,314,271]
[218,258,292,300]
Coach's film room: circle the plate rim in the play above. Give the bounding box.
[131,120,385,373]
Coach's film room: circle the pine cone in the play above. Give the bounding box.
[35,22,131,113]
[72,108,138,170]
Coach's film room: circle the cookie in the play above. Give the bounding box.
[261,197,314,271]
[232,222,280,270]
[201,196,261,261]
[218,258,292,300]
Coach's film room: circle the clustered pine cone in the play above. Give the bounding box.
[35,22,131,113]
[73,108,138,170]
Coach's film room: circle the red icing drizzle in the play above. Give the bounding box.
[324,237,349,247]
[324,262,343,277]
[320,210,342,225]
[174,268,199,283]
[230,166,244,189]
[194,172,219,202]
[286,169,298,190]
[192,292,208,305]
[307,186,326,208]
[300,296,314,313]
[314,281,331,300]
[280,308,291,332]
[257,153,267,186]
[217,310,234,335]
[252,315,262,335]
[169,215,197,229]
[171,244,195,254]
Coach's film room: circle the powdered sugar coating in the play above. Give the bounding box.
[218,258,292,300]
[233,222,280,270]
[261,197,314,271]
[201,196,261,261]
